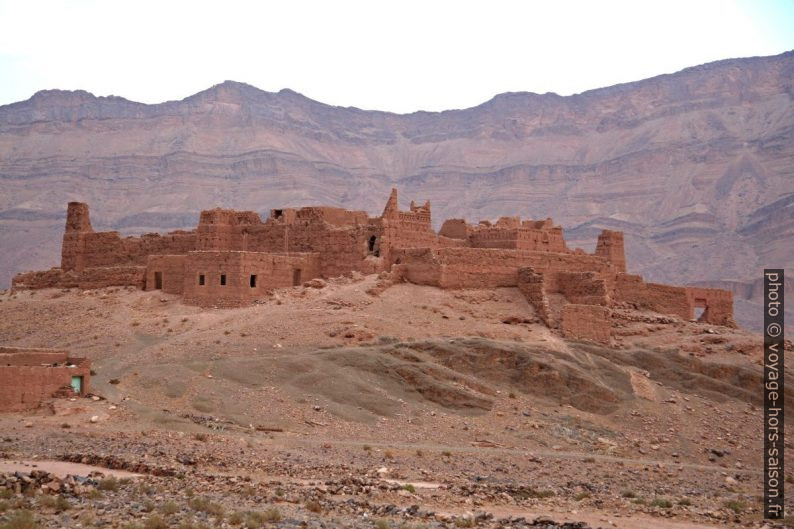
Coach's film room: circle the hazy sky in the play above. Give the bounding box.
[1,0,792,113]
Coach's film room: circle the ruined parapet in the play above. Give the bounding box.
[439,219,469,240]
[554,271,610,306]
[561,304,612,344]
[685,286,735,327]
[595,230,626,273]
[517,267,552,326]
[196,208,263,251]
[61,202,93,271]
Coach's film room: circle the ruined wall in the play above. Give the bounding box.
[560,304,612,344]
[685,286,735,327]
[392,247,615,289]
[517,267,552,326]
[182,251,321,307]
[469,225,568,253]
[12,266,145,290]
[145,255,187,294]
[614,274,691,320]
[554,271,609,305]
[61,202,197,271]
[0,348,91,412]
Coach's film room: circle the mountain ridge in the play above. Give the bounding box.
[1,51,793,330]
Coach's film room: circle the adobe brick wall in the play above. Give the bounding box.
[182,251,321,307]
[391,247,615,289]
[12,266,145,290]
[145,255,187,294]
[561,304,612,344]
[0,348,91,412]
[685,286,735,327]
[517,267,552,326]
[555,271,609,305]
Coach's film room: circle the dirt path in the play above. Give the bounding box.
[0,460,141,479]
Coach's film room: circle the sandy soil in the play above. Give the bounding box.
[0,276,790,528]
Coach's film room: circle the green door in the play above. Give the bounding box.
[70,376,83,394]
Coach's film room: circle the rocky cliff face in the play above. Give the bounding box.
[1,51,792,329]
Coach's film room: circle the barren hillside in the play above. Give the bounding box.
[1,51,793,331]
[0,277,788,528]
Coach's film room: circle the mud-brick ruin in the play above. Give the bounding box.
[0,347,91,412]
[12,189,735,342]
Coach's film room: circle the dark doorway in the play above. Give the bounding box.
[250,275,257,288]
[220,274,226,286]
[199,274,205,286]
[154,271,163,290]
[368,236,377,252]
[693,299,708,322]
[292,269,302,286]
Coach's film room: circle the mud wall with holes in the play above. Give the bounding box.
[182,251,321,308]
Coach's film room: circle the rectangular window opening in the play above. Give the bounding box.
[250,274,257,288]
[198,274,205,286]
[220,274,226,286]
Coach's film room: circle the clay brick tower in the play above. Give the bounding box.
[61,202,93,272]
[595,229,626,273]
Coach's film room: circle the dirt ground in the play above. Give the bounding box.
[0,275,790,528]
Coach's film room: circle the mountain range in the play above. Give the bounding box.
[1,50,792,329]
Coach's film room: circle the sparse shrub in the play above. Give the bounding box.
[227,511,244,525]
[363,445,372,451]
[415,450,423,457]
[86,488,102,499]
[305,500,322,513]
[453,518,474,528]
[583,457,596,463]
[144,514,168,529]
[181,317,189,323]
[508,392,516,399]
[374,520,390,529]
[98,476,119,491]
[193,432,208,442]
[274,487,284,497]
[189,497,224,517]
[441,450,452,457]
[0,499,8,513]
[678,498,692,506]
[36,495,57,509]
[131,321,141,327]
[402,484,416,494]
[384,450,394,459]
[574,491,591,501]
[159,501,179,515]
[0,510,37,529]
[534,489,555,498]
[621,490,636,498]
[723,500,746,514]
[262,507,282,522]
[142,500,155,512]
[650,498,673,509]
[109,378,120,385]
